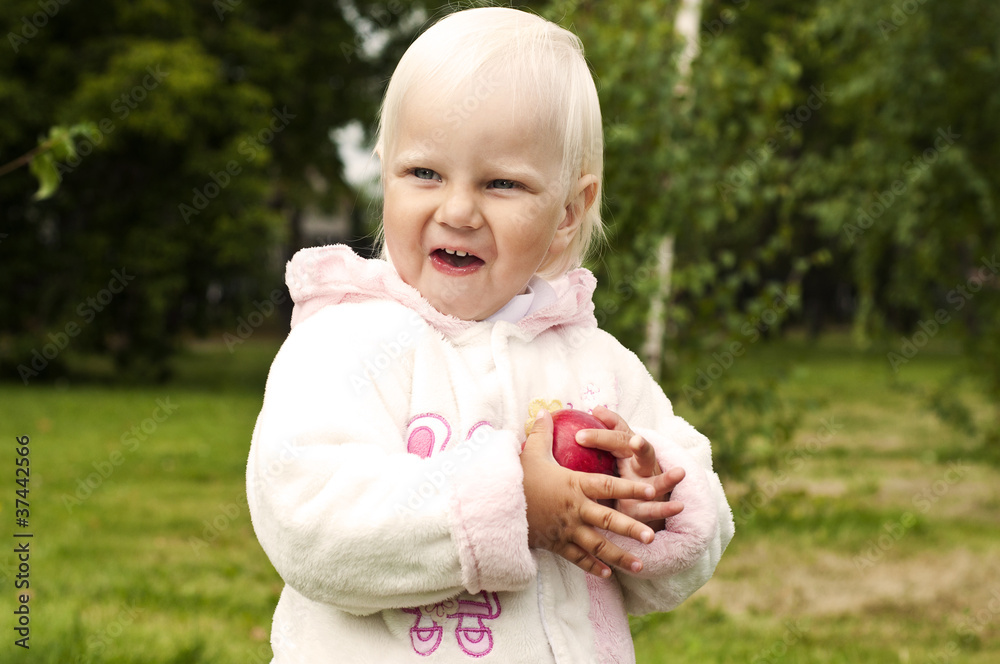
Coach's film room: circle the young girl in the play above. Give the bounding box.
[247,7,734,663]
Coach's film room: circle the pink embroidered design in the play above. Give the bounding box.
[401,606,443,656]
[448,591,501,657]
[402,592,501,658]
[425,598,459,619]
[406,414,452,458]
[465,421,491,444]
[401,417,503,656]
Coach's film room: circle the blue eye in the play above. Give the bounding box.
[413,168,437,180]
[490,179,517,190]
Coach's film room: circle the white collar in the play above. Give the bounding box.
[485,276,557,323]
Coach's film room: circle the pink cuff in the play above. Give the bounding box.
[605,428,718,578]
[448,427,537,592]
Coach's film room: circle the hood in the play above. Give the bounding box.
[285,244,598,340]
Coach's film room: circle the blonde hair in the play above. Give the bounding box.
[375,7,604,278]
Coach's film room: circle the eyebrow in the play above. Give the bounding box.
[390,150,427,167]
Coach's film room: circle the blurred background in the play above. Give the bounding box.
[1,0,997,662]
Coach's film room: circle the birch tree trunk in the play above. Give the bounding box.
[642,0,702,380]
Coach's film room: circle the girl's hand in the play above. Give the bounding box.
[520,411,659,578]
[576,406,685,532]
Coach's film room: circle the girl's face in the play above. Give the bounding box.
[382,84,585,321]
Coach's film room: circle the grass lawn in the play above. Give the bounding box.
[1,333,997,662]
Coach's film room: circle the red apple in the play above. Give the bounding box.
[550,409,618,476]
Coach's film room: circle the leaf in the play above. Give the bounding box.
[68,122,100,142]
[29,152,61,200]
[47,126,77,162]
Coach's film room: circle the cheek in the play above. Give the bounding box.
[521,207,563,255]
[381,215,413,271]
[382,197,415,243]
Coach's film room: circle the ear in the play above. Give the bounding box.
[548,174,599,258]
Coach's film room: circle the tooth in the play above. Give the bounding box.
[444,248,455,255]
[455,251,468,257]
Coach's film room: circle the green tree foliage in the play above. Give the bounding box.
[547,0,999,464]
[0,0,423,381]
[0,122,98,199]
[553,1,831,370]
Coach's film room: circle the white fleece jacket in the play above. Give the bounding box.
[247,245,734,664]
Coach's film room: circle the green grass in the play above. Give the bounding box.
[1,340,281,663]
[655,333,1000,663]
[1,334,997,662]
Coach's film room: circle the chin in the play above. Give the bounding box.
[429,298,481,321]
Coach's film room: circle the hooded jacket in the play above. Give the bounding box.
[247,244,734,663]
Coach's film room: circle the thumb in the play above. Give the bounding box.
[524,409,553,454]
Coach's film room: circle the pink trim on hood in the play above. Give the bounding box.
[285,244,598,339]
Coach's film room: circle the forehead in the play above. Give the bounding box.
[392,79,564,170]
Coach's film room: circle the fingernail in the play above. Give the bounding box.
[601,567,611,578]
[644,486,655,499]
[631,561,642,573]
[642,530,654,544]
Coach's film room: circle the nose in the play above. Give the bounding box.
[437,184,483,230]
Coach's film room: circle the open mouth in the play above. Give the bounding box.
[432,248,484,270]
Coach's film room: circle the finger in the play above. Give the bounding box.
[581,473,656,502]
[575,428,634,458]
[620,499,685,523]
[581,500,655,545]
[559,542,612,578]
[657,466,685,494]
[627,434,661,476]
[590,405,633,435]
[524,409,553,453]
[573,526,645,573]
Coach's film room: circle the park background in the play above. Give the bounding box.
[1,0,998,661]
